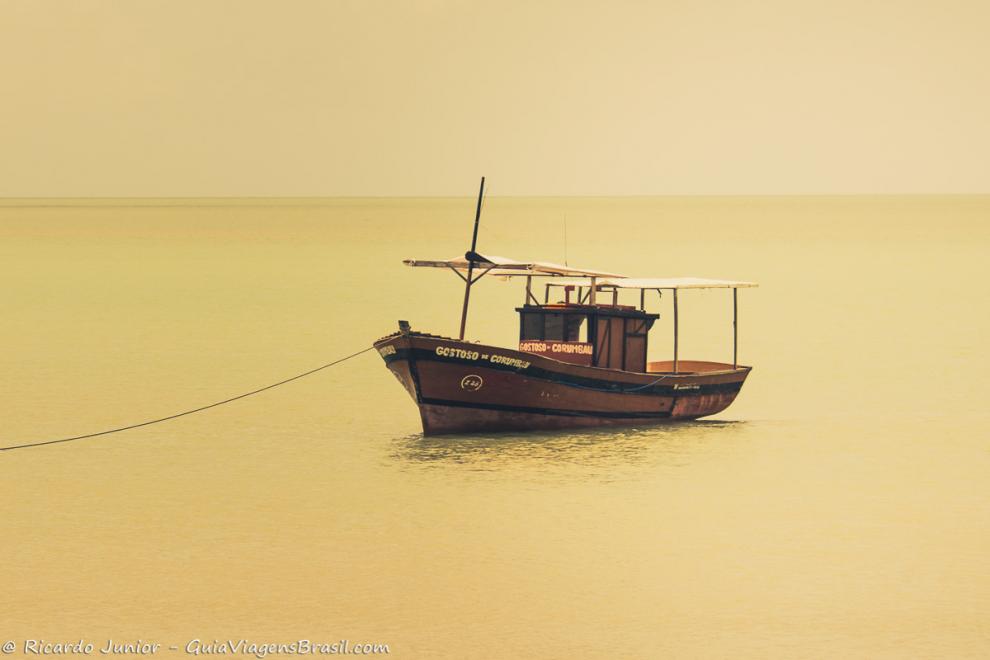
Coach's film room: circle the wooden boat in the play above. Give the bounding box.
[373,179,757,435]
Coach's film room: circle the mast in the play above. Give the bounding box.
[458,176,486,340]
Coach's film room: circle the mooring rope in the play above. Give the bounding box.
[0,346,375,453]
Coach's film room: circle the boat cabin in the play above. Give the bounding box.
[516,302,657,371]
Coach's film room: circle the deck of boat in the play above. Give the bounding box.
[647,360,741,375]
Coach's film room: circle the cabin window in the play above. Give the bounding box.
[567,315,587,342]
[521,313,543,340]
[543,313,563,340]
[544,314,586,341]
[519,312,587,341]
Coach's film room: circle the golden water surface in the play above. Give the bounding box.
[1,197,988,658]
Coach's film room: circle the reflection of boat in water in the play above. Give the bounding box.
[373,178,757,436]
[391,421,744,469]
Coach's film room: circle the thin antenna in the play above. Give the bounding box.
[563,215,569,266]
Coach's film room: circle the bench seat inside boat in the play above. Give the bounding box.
[647,360,738,374]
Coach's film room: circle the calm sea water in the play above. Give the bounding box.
[1,197,988,658]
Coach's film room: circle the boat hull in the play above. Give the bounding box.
[374,331,751,435]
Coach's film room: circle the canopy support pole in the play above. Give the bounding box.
[673,288,679,374]
[458,176,485,340]
[590,277,597,305]
[732,288,738,369]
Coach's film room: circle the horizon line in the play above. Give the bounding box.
[2,192,988,209]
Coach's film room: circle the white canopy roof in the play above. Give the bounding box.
[544,276,758,289]
[403,254,625,279]
[598,277,758,290]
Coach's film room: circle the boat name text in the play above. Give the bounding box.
[489,354,531,369]
[435,346,530,370]
[435,346,480,360]
[518,341,593,355]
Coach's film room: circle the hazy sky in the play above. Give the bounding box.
[2,1,988,196]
